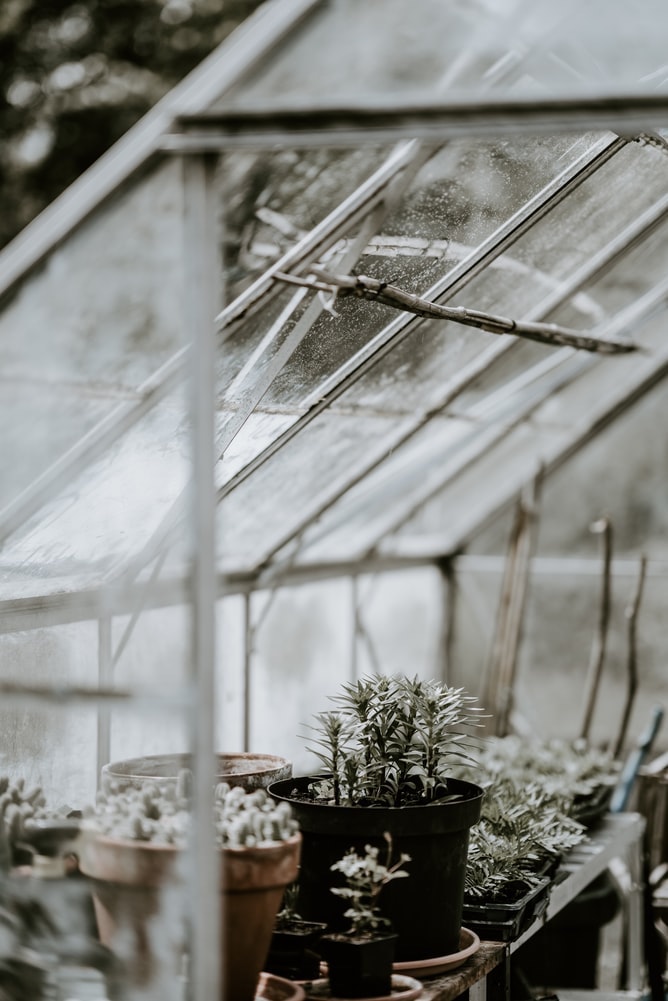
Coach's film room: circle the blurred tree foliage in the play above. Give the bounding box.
[0,0,262,250]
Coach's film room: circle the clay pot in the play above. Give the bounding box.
[79,829,302,1001]
[100,752,292,794]
[223,835,302,1001]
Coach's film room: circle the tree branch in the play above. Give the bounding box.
[274,267,637,355]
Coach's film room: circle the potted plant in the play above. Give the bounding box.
[268,674,486,961]
[318,835,410,998]
[462,776,587,939]
[78,776,301,1001]
[265,882,328,981]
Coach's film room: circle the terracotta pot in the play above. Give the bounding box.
[79,830,302,1001]
[223,835,302,1001]
[100,752,292,793]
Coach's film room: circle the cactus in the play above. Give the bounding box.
[0,775,65,872]
[84,772,299,848]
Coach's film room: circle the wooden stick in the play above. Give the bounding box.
[579,517,613,741]
[274,268,637,355]
[485,472,542,737]
[614,553,648,758]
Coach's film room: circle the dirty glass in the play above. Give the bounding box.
[218,0,668,111]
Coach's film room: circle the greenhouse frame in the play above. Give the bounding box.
[1,1,667,999]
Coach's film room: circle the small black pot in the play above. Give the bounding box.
[265,919,328,981]
[320,932,397,998]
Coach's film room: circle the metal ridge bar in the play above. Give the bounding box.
[167,93,668,146]
[218,134,623,500]
[0,555,448,630]
[0,0,322,301]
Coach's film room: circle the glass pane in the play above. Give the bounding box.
[218,0,668,110]
[1,395,189,601]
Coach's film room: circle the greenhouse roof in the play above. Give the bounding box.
[1,0,668,629]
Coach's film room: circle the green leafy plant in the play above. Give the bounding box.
[330,834,411,938]
[305,674,485,807]
[459,735,619,806]
[84,775,298,848]
[463,776,587,899]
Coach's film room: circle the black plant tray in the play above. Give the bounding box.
[463,876,552,941]
[570,783,615,828]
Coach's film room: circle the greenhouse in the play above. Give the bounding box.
[0,1,667,1000]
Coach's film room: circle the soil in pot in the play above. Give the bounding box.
[319,932,397,998]
[268,775,484,961]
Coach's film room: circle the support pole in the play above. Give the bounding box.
[183,150,220,1001]
[96,615,112,786]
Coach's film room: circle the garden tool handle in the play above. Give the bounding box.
[610,705,664,813]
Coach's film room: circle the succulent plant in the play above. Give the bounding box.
[84,772,299,848]
[0,776,63,873]
[329,834,411,938]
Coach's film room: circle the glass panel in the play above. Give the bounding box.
[220,144,393,297]
[0,158,185,385]
[218,0,668,110]
[217,411,406,569]
[0,395,189,601]
[214,131,612,491]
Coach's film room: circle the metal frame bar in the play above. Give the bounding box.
[96,616,113,781]
[164,94,668,149]
[215,139,421,335]
[183,151,220,1001]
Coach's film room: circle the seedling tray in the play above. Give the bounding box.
[463,876,552,941]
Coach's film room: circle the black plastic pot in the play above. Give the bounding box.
[320,932,397,998]
[268,775,484,961]
[265,919,327,981]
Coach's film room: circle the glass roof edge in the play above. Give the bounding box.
[0,0,320,303]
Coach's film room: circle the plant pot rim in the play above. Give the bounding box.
[80,824,302,855]
[101,751,292,788]
[268,775,484,836]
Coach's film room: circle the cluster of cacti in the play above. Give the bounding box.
[215,784,298,849]
[84,772,299,848]
[84,768,191,845]
[0,776,52,871]
[0,776,48,841]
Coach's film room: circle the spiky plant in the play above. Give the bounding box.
[304,674,485,807]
